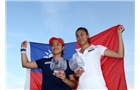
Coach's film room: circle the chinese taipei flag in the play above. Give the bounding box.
[25,25,127,90]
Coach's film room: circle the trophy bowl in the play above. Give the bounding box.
[69,56,85,72]
[50,58,67,76]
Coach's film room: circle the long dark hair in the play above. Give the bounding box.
[76,27,90,43]
[61,50,64,57]
[59,38,64,57]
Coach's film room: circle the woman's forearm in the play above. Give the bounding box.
[62,78,76,88]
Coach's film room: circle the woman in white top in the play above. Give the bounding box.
[73,25,125,90]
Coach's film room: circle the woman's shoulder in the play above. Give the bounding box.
[72,52,78,57]
[94,44,106,48]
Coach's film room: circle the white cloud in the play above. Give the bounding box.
[122,40,134,73]
[41,2,69,15]
[7,32,25,38]
[6,89,24,90]
[6,44,14,48]
[6,31,32,42]
[123,40,134,65]
[40,2,69,34]
[6,72,25,89]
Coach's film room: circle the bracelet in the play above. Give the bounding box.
[20,47,26,53]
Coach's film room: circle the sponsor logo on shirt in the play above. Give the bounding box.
[44,61,51,64]
[88,47,95,52]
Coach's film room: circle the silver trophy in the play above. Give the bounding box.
[69,56,85,72]
[50,58,67,76]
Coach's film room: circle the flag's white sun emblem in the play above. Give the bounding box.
[43,49,53,58]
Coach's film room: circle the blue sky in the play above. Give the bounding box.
[4,0,137,90]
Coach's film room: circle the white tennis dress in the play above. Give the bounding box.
[72,45,108,90]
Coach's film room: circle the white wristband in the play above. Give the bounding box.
[21,51,26,53]
[20,47,26,53]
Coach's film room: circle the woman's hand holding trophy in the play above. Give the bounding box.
[69,56,85,77]
[50,58,67,80]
